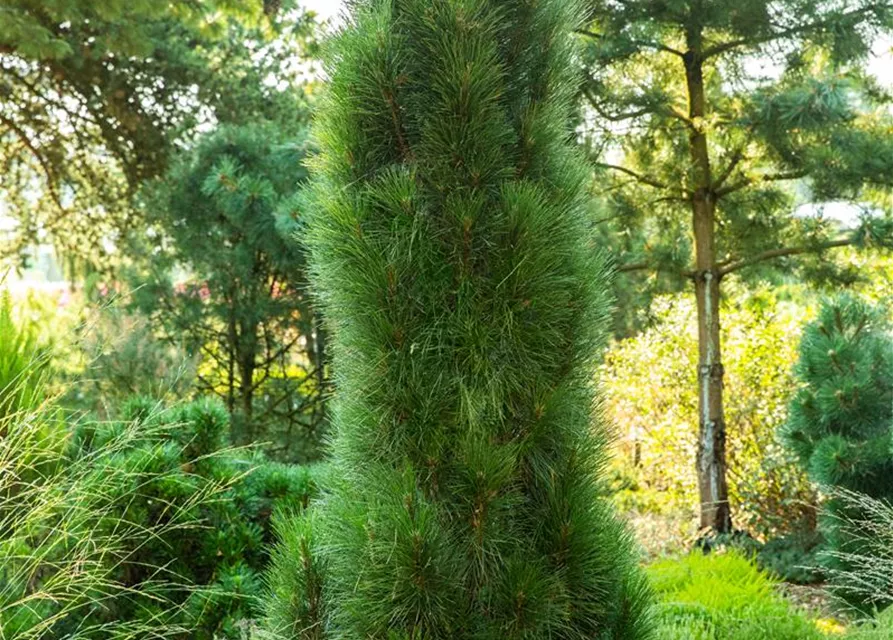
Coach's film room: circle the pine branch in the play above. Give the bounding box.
[382,86,410,160]
[196,374,228,400]
[0,65,92,125]
[582,85,694,129]
[616,260,652,273]
[667,106,697,128]
[576,29,685,57]
[594,162,671,190]
[717,237,854,276]
[255,374,317,419]
[616,259,695,278]
[0,113,64,210]
[582,88,654,122]
[714,170,807,197]
[712,147,747,192]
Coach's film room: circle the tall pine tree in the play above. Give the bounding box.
[132,123,326,459]
[264,0,652,638]
[580,0,893,534]
[0,0,316,269]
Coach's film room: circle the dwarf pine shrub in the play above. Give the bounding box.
[264,1,652,638]
[783,295,893,496]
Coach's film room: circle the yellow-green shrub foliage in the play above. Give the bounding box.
[648,551,824,640]
[602,288,816,540]
[0,291,51,417]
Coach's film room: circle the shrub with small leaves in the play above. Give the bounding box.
[603,288,817,546]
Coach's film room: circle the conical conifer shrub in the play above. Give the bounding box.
[783,294,893,496]
[265,1,652,638]
[782,294,893,604]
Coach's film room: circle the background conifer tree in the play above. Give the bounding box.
[0,0,317,269]
[131,123,327,460]
[265,0,652,638]
[782,294,893,600]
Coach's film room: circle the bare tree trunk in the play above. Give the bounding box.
[239,356,255,444]
[226,308,236,417]
[236,313,259,445]
[692,202,731,532]
[684,40,732,534]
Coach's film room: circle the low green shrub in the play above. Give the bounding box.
[757,530,824,585]
[649,550,893,639]
[2,384,322,638]
[649,551,824,640]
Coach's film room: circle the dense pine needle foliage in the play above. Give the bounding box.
[783,295,893,497]
[264,1,652,638]
[784,295,893,492]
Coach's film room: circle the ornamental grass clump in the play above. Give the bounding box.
[264,1,652,638]
[0,305,188,639]
[0,295,323,638]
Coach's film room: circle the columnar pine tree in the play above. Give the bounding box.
[782,294,893,592]
[265,0,652,638]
